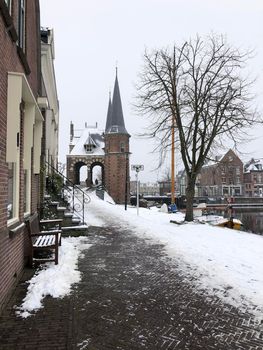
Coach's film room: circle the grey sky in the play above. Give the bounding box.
[40,0,263,182]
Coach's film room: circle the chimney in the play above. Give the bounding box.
[70,121,74,142]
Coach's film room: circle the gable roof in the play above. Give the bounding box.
[70,126,104,156]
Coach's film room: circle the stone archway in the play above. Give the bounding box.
[74,161,89,185]
[67,155,105,186]
[89,161,105,187]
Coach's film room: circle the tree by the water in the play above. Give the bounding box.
[136,34,262,221]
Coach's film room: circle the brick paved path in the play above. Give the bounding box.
[0,223,263,349]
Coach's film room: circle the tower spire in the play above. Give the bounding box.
[105,71,128,134]
[105,91,112,132]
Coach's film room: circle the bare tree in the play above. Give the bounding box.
[136,34,262,221]
[161,167,171,181]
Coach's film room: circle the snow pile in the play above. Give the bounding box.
[103,191,115,204]
[86,195,263,315]
[16,237,92,318]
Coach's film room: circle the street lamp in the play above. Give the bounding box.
[124,152,129,211]
[131,164,144,215]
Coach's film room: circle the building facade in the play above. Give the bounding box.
[0,2,59,313]
[130,181,159,196]
[40,28,59,172]
[67,72,130,204]
[243,159,263,197]
[196,149,243,197]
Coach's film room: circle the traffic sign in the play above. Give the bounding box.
[131,164,144,172]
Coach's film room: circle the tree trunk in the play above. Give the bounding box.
[185,177,196,222]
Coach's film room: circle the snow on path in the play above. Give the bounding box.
[17,237,92,318]
[86,191,263,317]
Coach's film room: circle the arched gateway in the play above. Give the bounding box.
[66,72,130,204]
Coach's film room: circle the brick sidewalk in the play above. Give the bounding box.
[0,225,262,349]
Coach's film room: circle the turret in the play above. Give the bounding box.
[104,70,130,203]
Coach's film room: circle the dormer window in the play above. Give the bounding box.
[84,134,96,153]
[85,144,94,153]
[110,126,118,133]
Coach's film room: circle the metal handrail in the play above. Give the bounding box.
[45,161,91,225]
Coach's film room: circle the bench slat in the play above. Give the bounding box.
[33,233,61,247]
[34,235,53,247]
[26,213,61,266]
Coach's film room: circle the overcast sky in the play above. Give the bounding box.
[40,0,263,182]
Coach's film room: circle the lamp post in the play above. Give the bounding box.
[124,152,129,210]
[131,164,144,215]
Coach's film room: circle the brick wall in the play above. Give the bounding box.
[104,134,130,204]
[0,0,41,312]
[199,150,243,187]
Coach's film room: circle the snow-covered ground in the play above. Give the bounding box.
[18,190,263,319]
[16,237,92,318]
[86,191,263,317]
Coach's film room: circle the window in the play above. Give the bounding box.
[110,126,118,133]
[24,169,30,213]
[7,162,16,220]
[223,187,229,195]
[234,187,241,196]
[18,0,26,49]
[85,144,93,152]
[236,167,240,175]
[120,142,125,152]
[4,0,12,12]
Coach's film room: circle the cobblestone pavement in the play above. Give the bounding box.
[0,223,263,350]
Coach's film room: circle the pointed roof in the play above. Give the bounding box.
[84,133,97,146]
[105,93,112,132]
[105,71,128,134]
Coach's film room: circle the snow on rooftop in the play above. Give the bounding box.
[70,126,104,156]
[245,162,263,173]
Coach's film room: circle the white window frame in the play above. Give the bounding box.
[7,162,18,223]
[6,73,43,224]
[18,0,26,49]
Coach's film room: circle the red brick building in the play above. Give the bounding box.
[0,0,43,312]
[104,73,130,203]
[197,149,243,197]
[243,159,263,197]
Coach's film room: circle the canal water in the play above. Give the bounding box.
[234,210,263,235]
[213,208,263,235]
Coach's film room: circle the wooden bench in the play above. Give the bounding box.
[26,213,63,266]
